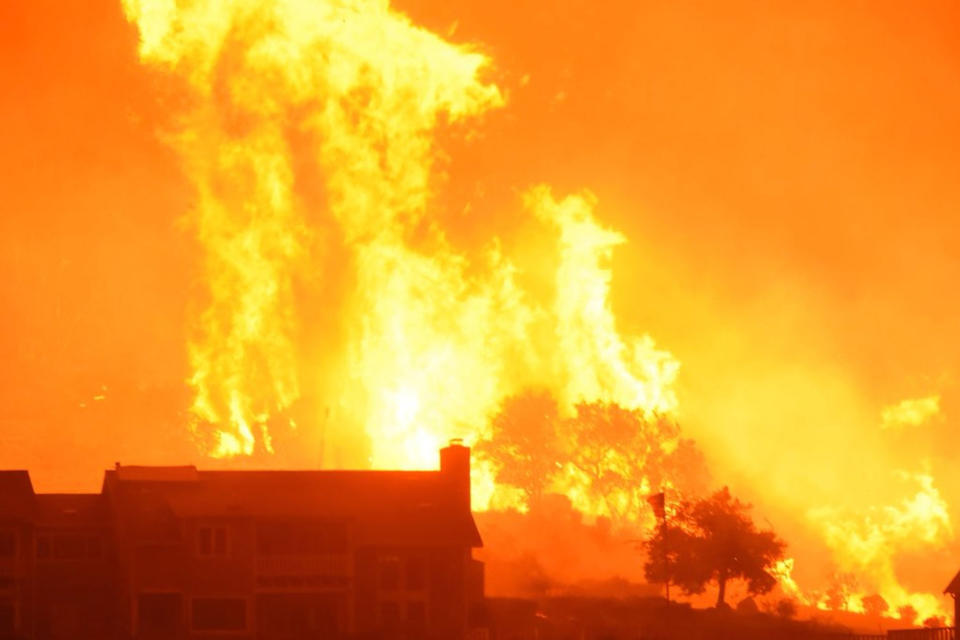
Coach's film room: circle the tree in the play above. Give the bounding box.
[897,605,918,626]
[474,389,563,504]
[923,616,945,628]
[477,391,711,520]
[776,598,797,619]
[564,402,681,518]
[862,594,889,618]
[644,487,786,608]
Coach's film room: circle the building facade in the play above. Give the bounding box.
[0,443,484,639]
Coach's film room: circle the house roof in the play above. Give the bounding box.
[0,471,35,521]
[34,494,107,527]
[114,465,200,483]
[944,569,960,595]
[104,467,482,547]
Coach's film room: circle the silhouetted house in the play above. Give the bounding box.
[0,442,484,639]
[945,569,960,631]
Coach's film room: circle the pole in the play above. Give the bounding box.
[663,504,669,603]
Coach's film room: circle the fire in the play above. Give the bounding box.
[881,395,941,431]
[806,471,953,622]
[122,0,955,622]
[121,0,677,480]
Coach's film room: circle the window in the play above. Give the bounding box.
[0,532,15,558]
[406,556,425,590]
[0,599,17,637]
[198,526,228,557]
[407,601,426,628]
[378,555,401,591]
[0,599,13,634]
[379,601,399,628]
[138,593,182,637]
[53,535,86,559]
[256,522,347,555]
[191,598,246,631]
[36,535,49,559]
[38,534,102,560]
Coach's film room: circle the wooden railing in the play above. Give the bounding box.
[255,553,350,576]
[889,629,955,640]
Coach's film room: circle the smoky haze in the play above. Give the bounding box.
[2,0,960,622]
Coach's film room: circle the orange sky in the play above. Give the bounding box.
[3,0,960,609]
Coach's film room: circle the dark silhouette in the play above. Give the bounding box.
[0,443,484,639]
[474,389,563,504]
[863,593,890,618]
[477,390,710,516]
[944,567,960,631]
[897,604,919,626]
[644,487,786,608]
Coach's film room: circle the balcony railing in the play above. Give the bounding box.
[255,553,350,577]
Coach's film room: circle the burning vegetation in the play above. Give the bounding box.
[0,0,939,630]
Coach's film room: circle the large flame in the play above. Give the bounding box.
[122,0,954,624]
[807,471,953,621]
[121,0,676,477]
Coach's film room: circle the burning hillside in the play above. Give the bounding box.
[2,0,958,630]
[115,0,958,624]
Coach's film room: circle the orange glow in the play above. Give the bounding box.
[4,0,960,625]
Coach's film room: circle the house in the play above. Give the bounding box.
[944,568,960,632]
[0,441,485,639]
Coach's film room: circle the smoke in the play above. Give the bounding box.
[119,0,959,623]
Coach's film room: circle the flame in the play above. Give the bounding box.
[122,0,955,618]
[807,471,953,621]
[881,395,940,430]
[122,0,677,487]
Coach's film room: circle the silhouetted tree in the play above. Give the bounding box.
[644,487,786,608]
[736,596,759,614]
[564,402,682,517]
[776,598,797,619]
[477,391,711,518]
[923,616,945,628]
[474,389,562,503]
[862,594,888,618]
[897,604,918,626]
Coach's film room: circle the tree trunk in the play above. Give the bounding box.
[716,575,727,608]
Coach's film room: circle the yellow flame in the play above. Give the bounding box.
[807,471,953,621]
[881,395,940,430]
[123,0,955,615]
[124,0,678,489]
[122,0,504,457]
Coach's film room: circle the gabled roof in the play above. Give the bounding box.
[114,465,199,483]
[34,494,106,527]
[0,471,35,521]
[104,467,482,547]
[944,569,960,595]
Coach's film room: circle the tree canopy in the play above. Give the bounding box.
[644,487,786,607]
[476,389,710,517]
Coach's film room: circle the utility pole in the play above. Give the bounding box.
[647,491,669,602]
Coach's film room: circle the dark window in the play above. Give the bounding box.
[138,593,182,637]
[36,535,49,559]
[379,555,401,591]
[406,556,425,590]
[191,598,246,631]
[86,535,102,558]
[0,599,13,634]
[256,594,341,634]
[257,522,347,555]
[198,526,228,557]
[407,601,426,628]
[0,532,15,558]
[37,534,101,560]
[379,601,399,628]
[53,535,86,559]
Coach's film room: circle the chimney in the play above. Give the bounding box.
[440,438,471,512]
